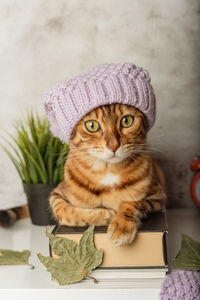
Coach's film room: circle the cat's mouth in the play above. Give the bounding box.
[107,154,123,163]
[88,147,128,164]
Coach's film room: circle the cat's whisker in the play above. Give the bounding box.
[56,152,93,164]
[124,146,149,151]
[68,151,100,157]
[70,147,103,151]
[68,153,103,159]
[128,150,166,160]
[67,154,92,159]
[69,149,103,155]
[47,147,104,159]
[123,143,166,160]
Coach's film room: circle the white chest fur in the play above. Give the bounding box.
[99,172,120,187]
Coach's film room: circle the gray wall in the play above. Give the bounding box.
[0,0,200,209]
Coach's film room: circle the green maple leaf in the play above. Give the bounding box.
[37,225,103,285]
[172,233,200,271]
[0,249,34,269]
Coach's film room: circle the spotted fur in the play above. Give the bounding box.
[50,104,166,246]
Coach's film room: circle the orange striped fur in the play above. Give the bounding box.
[50,104,166,246]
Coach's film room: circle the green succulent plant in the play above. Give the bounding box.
[0,111,68,184]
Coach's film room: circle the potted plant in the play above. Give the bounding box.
[1,111,68,225]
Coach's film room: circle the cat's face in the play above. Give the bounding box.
[70,104,146,164]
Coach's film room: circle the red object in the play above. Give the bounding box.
[190,157,200,208]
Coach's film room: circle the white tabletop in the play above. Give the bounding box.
[0,208,199,300]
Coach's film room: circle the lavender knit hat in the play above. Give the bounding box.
[160,270,200,300]
[44,63,156,143]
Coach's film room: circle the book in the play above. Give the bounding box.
[50,208,168,281]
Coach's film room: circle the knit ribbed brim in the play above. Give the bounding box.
[44,63,156,143]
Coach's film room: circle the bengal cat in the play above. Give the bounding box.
[49,103,166,246]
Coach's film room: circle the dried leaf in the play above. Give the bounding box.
[172,233,200,271]
[0,249,34,269]
[38,225,103,285]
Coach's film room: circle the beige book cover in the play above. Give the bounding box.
[50,209,168,269]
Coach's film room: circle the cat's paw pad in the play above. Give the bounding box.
[107,217,137,246]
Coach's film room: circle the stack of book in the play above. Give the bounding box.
[50,208,168,283]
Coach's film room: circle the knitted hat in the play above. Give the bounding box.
[44,63,156,143]
[160,270,200,300]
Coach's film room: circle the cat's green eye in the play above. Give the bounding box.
[85,120,100,132]
[121,115,134,128]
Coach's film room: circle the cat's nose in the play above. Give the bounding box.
[107,143,120,153]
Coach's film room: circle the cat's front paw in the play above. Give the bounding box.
[107,216,137,246]
[93,208,116,225]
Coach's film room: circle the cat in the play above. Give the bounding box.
[0,205,29,227]
[49,103,166,246]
